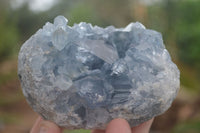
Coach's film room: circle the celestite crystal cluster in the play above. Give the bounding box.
[18,16,180,129]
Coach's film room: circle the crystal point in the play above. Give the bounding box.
[54,15,68,27]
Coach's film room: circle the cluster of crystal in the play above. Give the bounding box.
[18,16,180,129]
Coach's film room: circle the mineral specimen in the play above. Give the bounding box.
[18,16,180,129]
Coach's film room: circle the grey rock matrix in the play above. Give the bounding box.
[18,16,180,129]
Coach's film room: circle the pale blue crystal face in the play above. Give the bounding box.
[18,16,180,129]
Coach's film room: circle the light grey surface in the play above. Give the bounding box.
[18,16,180,129]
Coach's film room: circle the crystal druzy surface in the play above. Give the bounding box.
[18,16,180,129]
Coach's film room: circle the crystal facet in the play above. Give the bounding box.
[18,16,180,129]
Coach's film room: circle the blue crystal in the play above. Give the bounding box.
[18,16,180,129]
